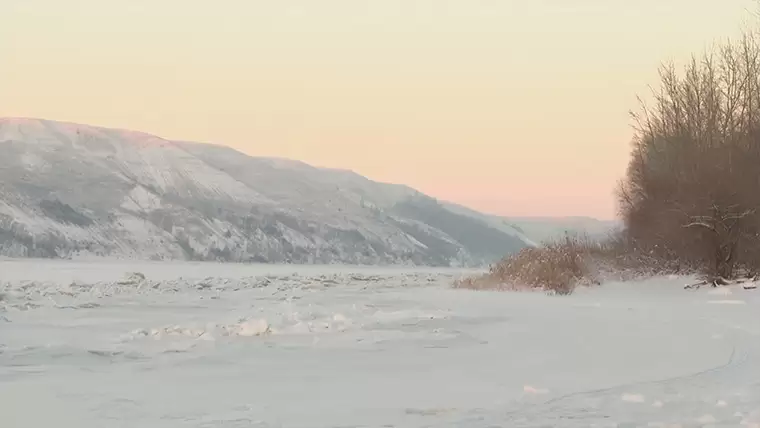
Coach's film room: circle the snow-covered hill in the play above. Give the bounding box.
[505,216,622,244]
[0,118,532,266]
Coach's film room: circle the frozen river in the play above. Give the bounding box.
[2,259,760,427]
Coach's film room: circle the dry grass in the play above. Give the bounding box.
[455,235,597,295]
[455,234,693,295]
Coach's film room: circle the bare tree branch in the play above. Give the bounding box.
[682,222,717,231]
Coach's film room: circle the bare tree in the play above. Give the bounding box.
[618,32,760,280]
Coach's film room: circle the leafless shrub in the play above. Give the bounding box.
[455,235,598,295]
[455,231,700,295]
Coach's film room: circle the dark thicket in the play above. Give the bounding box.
[618,32,760,280]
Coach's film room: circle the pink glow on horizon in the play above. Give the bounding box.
[0,0,755,219]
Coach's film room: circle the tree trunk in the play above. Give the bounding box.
[714,241,737,279]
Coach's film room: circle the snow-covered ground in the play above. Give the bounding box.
[2,260,760,427]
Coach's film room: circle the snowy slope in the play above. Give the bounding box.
[0,118,532,266]
[506,216,622,244]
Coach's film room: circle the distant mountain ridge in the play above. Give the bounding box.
[504,216,621,244]
[0,118,535,266]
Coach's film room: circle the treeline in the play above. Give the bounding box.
[460,29,760,294]
[619,31,760,280]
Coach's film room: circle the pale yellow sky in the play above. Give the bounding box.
[1,1,756,219]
